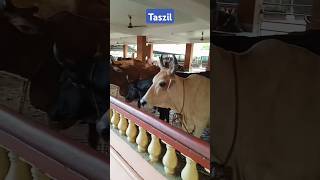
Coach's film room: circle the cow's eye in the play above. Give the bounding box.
[159,81,166,87]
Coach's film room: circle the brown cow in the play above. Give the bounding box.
[110,60,160,96]
[213,39,320,180]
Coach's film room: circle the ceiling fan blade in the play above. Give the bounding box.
[132,25,147,27]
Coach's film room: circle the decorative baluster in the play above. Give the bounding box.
[108,108,112,120]
[31,166,51,180]
[126,120,137,143]
[147,134,161,162]
[5,152,32,180]
[110,109,120,129]
[118,114,128,135]
[0,146,9,179]
[136,127,148,152]
[162,143,178,175]
[181,156,199,180]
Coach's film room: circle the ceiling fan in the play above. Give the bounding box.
[127,15,146,28]
[200,31,204,41]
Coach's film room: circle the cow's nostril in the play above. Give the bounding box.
[140,100,147,106]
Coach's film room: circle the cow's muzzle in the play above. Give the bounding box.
[140,99,147,107]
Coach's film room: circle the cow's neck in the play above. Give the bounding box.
[168,75,184,113]
[169,75,197,134]
[212,47,238,166]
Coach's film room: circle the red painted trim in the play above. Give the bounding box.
[0,105,109,180]
[110,97,210,169]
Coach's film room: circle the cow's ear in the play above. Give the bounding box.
[168,62,177,75]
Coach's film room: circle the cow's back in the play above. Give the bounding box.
[213,39,320,180]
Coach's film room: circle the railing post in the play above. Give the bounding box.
[108,108,112,120]
[126,120,138,143]
[181,156,199,180]
[111,109,120,129]
[118,114,128,135]
[0,146,9,179]
[31,166,51,180]
[5,152,32,180]
[136,127,148,152]
[147,134,161,162]
[162,143,178,175]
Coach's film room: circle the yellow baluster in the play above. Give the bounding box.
[110,109,120,129]
[135,127,148,152]
[108,108,112,121]
[0,146,9,180]
[126,120,137,143]
[162,143,178,175]
[181,156,199,180]
[118,114,128,135]
[5,152,32,180]
[147,134,161,162]
[31,166,51,180]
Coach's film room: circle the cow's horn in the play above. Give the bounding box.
[169,56,178,74]
[159,55,165,69]
[173,55,178,66]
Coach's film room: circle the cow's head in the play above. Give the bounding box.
[140,55,182,110]
[41,54,108,129]
[125,78,153,108]
[125,83,139,102]
[110,63,130,96]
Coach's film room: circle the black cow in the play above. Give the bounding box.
[96,111,109,142]
[0,2,108,148]
[125,79,171,122]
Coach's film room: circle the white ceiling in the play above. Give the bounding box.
[110,0,210,45]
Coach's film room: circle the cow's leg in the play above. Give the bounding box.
[88,122,99,149]
[96,111,109,142]
[164,108,170,123]
[159,108,166,120]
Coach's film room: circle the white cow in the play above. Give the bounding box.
[140,57,210,138]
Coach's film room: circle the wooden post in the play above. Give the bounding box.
[123,44,128,58]
[311,0,320,30]
[137,36,147,61]
[184,43,194,71]
[146,44,154,64]
[238,0,263,33]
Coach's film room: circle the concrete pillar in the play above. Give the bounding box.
[311,0,320,30]
[137,36,147,61]
[146,44,154,64]
[184,43,194,71]
[238,0,263,33]
[123,44,128,58]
